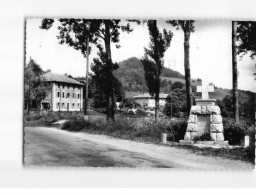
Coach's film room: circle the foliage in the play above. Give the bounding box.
[166,20,195,115]
[171,81,184,90]
[236,21,256,59]
[193,132,214,142]
[91,48,125,109]
[223,118,247,145]
[40,19,133,121]
[135,108,148,116]
[141,20,173,119]
[24,59,51,111]
[24,110,85,125]
[142,21,173,96]
[120,97,136,109]
[61,116,88,131]
[164,85,193,117]
[216,95,250,118]
[60,116,187,143]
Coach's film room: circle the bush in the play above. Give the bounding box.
[193,132,214,142]
[244,146,255,163]
[223,118,247,145]
[60,116,187,143]
[136,109,148,116]
[61,116,88,131]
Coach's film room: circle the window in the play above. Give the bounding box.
[66,93,70,98]
[57,92,60,97]
[62,92,65,98]
[62,103,65,108]
[57,103,59,108]
[73,93,75,98]
[77,94,80,99]
[72,103,75,107]
[77,103,80,108]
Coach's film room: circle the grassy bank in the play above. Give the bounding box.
[61,116,187,144]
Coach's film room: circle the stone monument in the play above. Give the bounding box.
[179,80,228,145]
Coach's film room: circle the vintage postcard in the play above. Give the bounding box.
[23,18,255,169]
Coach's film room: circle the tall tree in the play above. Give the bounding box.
[236,21,256,58]
[141,20,173,120]
[24,58,50,112]
[166,20,195,116]
[40,19,101,115]
[236,21,256,79]
[40,19,132,121]
[232,21,239,122]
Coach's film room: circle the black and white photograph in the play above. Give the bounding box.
[23,18,255,169]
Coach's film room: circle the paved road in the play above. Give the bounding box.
[24,127,254,169]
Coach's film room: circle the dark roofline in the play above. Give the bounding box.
[43,72,84,86]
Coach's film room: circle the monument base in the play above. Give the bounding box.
[195,99,216,106]
[196,141,215,145]
[184,98,227,144]
[214,141,229,146]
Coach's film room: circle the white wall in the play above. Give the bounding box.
[135,98,166,108]
[52,83,83,111]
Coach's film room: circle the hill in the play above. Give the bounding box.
[114,57,254,101]
[114,57,185,93]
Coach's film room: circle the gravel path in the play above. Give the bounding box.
[24,126,254,169]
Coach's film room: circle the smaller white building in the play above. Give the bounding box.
[133,93,168,108]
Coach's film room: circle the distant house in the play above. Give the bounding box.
[133,93,168,108]
[41,72,84,111]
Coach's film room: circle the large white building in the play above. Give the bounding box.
[41,72,84,111]
[133,93,168,108]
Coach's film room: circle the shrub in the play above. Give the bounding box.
[244,146,255,163]
[60,116,187,143]
[136,109,148,116]
[193,132,214,142]
[24,113,43,121]
[167,120,187,142]
[61,117,88,132]
[223,118,247,145]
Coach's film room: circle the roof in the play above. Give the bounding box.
[133,93,169,99]
[43,72,84,86]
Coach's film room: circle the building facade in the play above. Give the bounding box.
[133,93,168,108]
[41,73,84,112]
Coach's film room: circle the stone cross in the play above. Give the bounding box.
[197,80,214,99]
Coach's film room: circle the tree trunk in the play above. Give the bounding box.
[104,20,115,122]
[84,36,90,115]
[183,22,192,117]
[232,21,239,123]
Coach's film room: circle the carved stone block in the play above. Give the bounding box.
[211,133,224,141]
[211,114,223,124]
[188,115,195,123]
[210,123,223,133]
[190,106,201,114]
[201,106,207,114]
[206,106,221,114]
[187,123,197,132]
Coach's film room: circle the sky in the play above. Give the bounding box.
[26,19,256,92]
